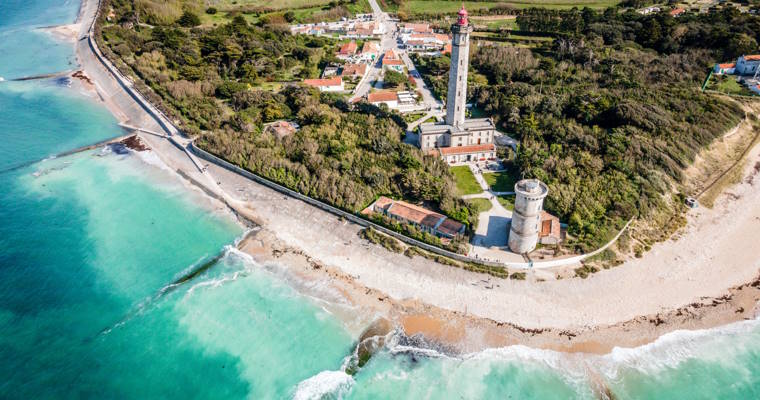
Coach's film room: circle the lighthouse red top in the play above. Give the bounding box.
[457,5,468,26]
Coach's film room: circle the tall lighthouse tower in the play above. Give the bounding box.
[445,5,473,128]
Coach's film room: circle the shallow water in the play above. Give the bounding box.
[1,1,759,399]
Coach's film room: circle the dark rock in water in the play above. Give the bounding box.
[120,135,150,151]
[108,143,130,155]
[345,318,393,375]
[55,77,72,87]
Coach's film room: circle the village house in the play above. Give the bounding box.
[359,41,380,62]
[669,7,686,17]
[368,90,398,108]
[337,41,358,59]
[382,50,404,72]
[735,55,760,75]
[341,63,367,79]
[713,62,736,75]
[404,33,451,53]
[638,6,661,14]
[321,66,340,78]
[365,196,465,240]
[400,22,432,35]
[303,76,344,92]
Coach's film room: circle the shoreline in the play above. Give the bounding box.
[68,0,760,354]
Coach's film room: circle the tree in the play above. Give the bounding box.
[383,70,407,88]
[284,11,296,23]
[178,11,201,27]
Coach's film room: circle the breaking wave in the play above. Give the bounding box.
[292,370,354,400]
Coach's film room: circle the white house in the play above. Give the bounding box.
[713,62,736,75]
[303,77,344,92]
[736,55,760,75]
[368,90,399,108]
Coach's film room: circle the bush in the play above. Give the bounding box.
[177,11,201,27]
[205,7,217,15]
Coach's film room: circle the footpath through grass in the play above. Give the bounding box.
[451,165,483,195]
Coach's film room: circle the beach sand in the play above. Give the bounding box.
[70,0,760,354]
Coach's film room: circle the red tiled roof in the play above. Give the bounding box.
[669,7,685,16]
[368,90,398,103]
[303,76,342,87]
[383,58,404,66]
[718,63,736,68]
[383,49,398,60]
[443,43,452,54]
[743,55,760,61]
[437,218,464,236]
[341,63,367,76]
[361,41,379,54]
[438,143,495,156]
[404,23,431,33]
[338,41,357,55]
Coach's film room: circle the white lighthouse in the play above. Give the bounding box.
[445,6,473,128]
[508,179,549,254]
[417,6,497,163]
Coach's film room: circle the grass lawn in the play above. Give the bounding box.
[466,198,492,213]
[451,165,483,195]
[497,195,515,211]
[708,75,755,96]
[483,170,518,192]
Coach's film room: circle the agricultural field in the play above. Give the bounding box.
[396,0,620,17]
[198,0,371,26]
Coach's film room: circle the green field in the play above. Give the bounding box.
[483,170,518,192]
[451,165,483,195]
[466,198,493,213]
[470,17,517,30]
[208,0,333,10]
[200,0,371,26]
[398,0,619,16]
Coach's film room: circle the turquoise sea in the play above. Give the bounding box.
[1,1,759,398]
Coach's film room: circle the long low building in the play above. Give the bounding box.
[431,143,496,163]
[364,196,465,239]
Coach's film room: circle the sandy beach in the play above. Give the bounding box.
[68,0,760,353]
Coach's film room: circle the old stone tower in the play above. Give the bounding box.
[445,5,473,128]
[508,179,549,254]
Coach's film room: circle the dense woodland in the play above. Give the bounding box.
[418,6,749,250]
[100,1,750,253]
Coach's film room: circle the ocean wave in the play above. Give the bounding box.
[292,370,354,400]
[598,318,760,378]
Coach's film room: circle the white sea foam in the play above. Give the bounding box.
[292,370,354,400]
[598,318,760,378]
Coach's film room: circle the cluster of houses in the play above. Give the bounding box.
[638,6,686,17]
[398,22,451,55]
[713,54,760,94]
[302,40,381,92]
[290,14,385,39]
